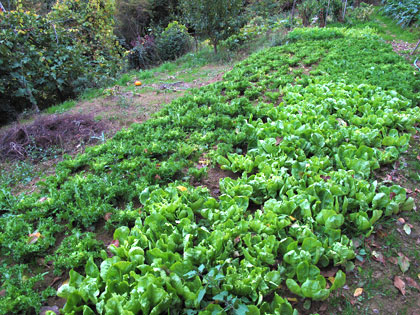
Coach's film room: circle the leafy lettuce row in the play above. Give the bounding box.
[58,83,418,313]
[2,27,420,313]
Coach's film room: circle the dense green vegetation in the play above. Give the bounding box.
[381,0,420,27]
[1,25,419,313]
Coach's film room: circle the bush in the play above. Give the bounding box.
[48,0,124,80]
[128,35,160,69]
[347,2,375,23]
[0,10,89,125]
[381,0,420,27]
[156,21,192,61]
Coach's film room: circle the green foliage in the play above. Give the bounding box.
[0,10,89,124]
[156,21,193,61]
[0,0,124,124]
[1,26,420,313]
[180,0,245,52]
[46,231,105,276]
[0,264,55,314]
[347,2,375,23]
[298,0,344,27]
[381,0,420,27]
[220,16,286,51]
[245,0,292,18]
[48,0,123,80]
[128,35,160,69]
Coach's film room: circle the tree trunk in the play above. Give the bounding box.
[343,0,348,21]
[326,0,331,25]
[213,42,218,54]
[290,0,297,28]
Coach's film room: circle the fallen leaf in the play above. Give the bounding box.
[319,303,328,311]
[390,192,396,199]
[275,137,283,146]
[27,231,43,244]
[388,257,398,265]
[376,229,387,238]
[394,276,406,295]
[328,276,335,284]
[405,277,420,291]
[0,290,5,297]
[234,236,241,244]
[289,216,296,221]
[154,174,161,180]
[104,212,112,221]
[372,251,386,265]
[406,188,413,194]
[354,287,363,297]
[287,297,297,302]
[176,186,188,192]
[199,159,210,165]
[397,217,405,224]
[110,239,119,248]
[403,224,411,235]
[321,267,338,278]
[38,197,47,203]
[398,253,410,273]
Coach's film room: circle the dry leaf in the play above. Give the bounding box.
[275,137,283,146]
[0,290,5,297]
[354,287,363,297]
[372,251,386,265]
[289,216,296,221]
[388,257,398,265]
[376,229,387,238]
[405,277,420,291]
[176,186,188,192]
[394,276,406,295]
[27,231,43,244]
[397,217,405,224]
[110,239,119,248]
[287,297,297,302]
[328,276,335,284]
[154,174,161,180]
[38,197,47,203]
[319,303,328,311]
[390,192,396,199]
[321,267,338,278]
[199,159,210,165]
[104,212,112,221]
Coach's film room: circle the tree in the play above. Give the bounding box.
[180,0,244,53]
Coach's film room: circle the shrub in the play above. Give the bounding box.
[156,21,193,61]
[381,0,420,27]
[48,0,124,80]
[0,10,89,125]
[128,35,160,69]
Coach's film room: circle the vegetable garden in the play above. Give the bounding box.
[1,26,420,314]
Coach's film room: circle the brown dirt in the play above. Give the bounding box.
[198,165,240,198]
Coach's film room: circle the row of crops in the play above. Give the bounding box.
[1,27,419,314]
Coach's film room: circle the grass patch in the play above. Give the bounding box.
[44,100,77,114]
